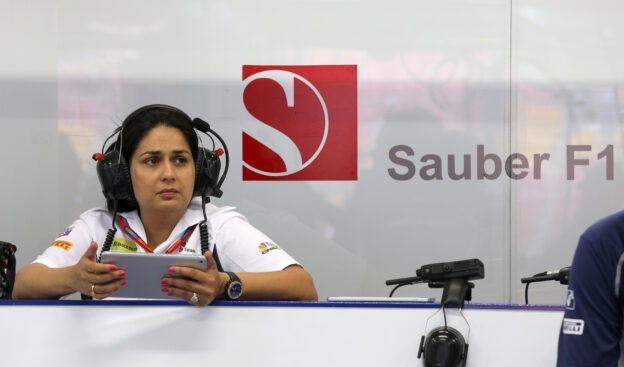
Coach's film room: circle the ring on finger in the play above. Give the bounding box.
[90,284,95,298]
[190,292,199,304]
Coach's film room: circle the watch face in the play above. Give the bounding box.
[228,282,242,299]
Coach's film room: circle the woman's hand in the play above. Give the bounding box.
[72,242,127,299]
[161,251,223,306]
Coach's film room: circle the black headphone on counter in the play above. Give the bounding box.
[94,104,228,206]
[418,325,468,367]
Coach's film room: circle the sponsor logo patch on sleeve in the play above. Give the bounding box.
[258,241,280,254]
[562,318,584,335]
[565,290,575,310]
[60,226,73,237]
[51,240,73,251]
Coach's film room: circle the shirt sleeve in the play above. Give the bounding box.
[211,209,300,272]
[556,233,623,366]
[33,215,95,269]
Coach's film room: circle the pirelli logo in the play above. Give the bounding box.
[562,318,584,335]
[51,240,73,251]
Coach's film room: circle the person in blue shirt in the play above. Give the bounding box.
[557,210,624,366]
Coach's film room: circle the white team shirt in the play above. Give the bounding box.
[35,198,299,275]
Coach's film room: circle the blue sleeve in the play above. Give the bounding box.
[556,233,623,366]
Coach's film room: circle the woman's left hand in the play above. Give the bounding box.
[161,251,224,306]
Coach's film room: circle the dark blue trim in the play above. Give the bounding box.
[463,302,565,312]
[212,242,223,272]
[0,299,565,311]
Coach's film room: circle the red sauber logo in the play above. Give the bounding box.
[242,65,357,180]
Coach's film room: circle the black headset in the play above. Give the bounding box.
[94,104,228,207]
[0,241,17,300]
[418,325,468,367]
[91,104,229,262]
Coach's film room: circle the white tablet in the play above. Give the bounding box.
[99,251,207,300]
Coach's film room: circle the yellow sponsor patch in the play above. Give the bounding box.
[51,240,73,251]
[110,238,137,252]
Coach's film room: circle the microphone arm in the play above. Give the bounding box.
[521,267,570,285]
[385,275,423,286]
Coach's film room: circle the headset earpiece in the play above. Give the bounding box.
[95,148,134,202]
[419,326,467,367]
[194,147,223,198]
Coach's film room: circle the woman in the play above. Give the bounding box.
[12,104,318,305]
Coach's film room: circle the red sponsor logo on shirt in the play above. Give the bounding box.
[242,65,358,180]
[51,240,73,251]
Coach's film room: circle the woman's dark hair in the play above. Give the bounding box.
[106,106,199,212]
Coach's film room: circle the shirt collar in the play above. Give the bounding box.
[118,197,208,244]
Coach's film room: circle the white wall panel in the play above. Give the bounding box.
[512,0,624,303]
[1,0,620,304]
